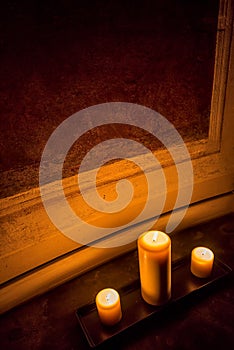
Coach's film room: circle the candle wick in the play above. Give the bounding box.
[153,232,158,242]
[105,293,111,303]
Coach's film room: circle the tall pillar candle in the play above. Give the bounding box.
[138,230,171,305]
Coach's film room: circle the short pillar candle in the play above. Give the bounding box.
[138,230,171,305]
[95,288,122,326]
[190,247,214,278]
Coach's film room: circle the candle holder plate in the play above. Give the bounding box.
[76,256,232,348]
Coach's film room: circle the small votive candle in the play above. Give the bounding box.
[138,230,171,305]
[190,247,214,278]
[95,288,122,326]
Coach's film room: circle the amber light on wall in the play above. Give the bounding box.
[0,0,233,315]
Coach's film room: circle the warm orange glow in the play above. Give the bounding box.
[65,160,148,228]
[138,231,171,305]
[190,247,214,278]
[95,288,122,326]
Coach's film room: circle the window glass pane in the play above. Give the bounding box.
[0,0,219,198]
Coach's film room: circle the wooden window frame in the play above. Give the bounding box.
[0,0,233,313]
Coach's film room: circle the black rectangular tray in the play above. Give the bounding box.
[76,256,232,348]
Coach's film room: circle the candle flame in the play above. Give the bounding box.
[105,293,111,303]
[153,231,158,242]
[201,249,207,256]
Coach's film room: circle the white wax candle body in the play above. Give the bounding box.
[191,247,214,278]
[138,231,171,305]
[95,288,122,326]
